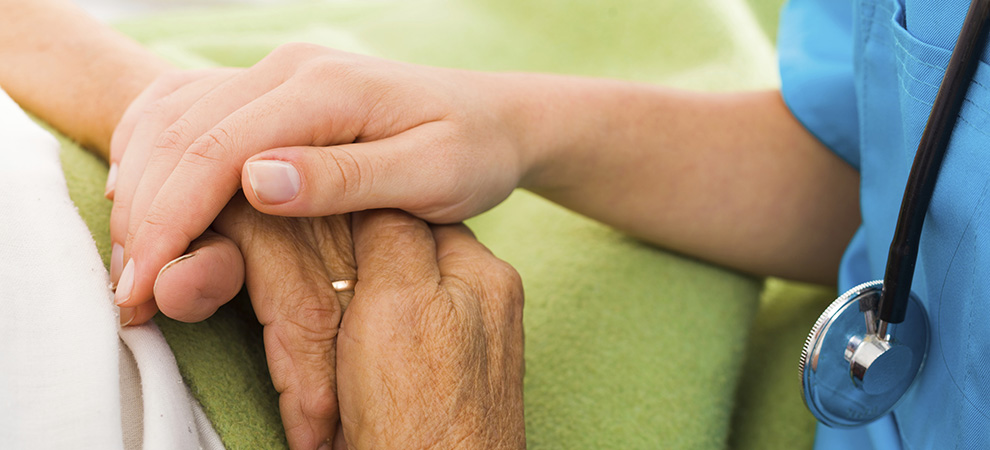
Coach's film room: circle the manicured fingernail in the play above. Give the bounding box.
[119,306,136,327]
[115,258,135,306]
[246,160,300,205]
[105,163,118,198]
[110,243,124,286]
[154,253,195,298]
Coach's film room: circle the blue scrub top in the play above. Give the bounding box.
[779,0,990,448]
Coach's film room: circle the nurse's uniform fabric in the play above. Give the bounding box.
[780,0,990,448]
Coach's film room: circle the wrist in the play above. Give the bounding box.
[484,72,568,192]
[489,73,633,194]
[0,0,171,158]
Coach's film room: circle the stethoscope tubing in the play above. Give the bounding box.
[878,0,990,325]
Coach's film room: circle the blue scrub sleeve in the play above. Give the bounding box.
[778,0,861,170]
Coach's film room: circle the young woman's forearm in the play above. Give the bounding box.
[0,0,171,158]
[502,75,860,284]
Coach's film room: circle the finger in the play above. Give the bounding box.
[241,121,498,223]
[152,230,245,323]
[431,222,495,276]
[107,70,199,199]
[119,301,159,328]
[351,209,440,290]
[332,421,346,450]
[110,70,225,166]
[114,72,238,187]
[214,197,348,450]
[112,45,325,212]
[117,75,365,309]
[111,66,269,288]
[108,72,238,284]
[119,63,289,260]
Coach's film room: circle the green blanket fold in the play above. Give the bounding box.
[55,0,834,448]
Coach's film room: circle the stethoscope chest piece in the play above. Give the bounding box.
[799,280,929,427]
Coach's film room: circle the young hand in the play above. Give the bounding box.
[108,44,527,315]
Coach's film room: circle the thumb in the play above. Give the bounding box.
[241,122,474,222]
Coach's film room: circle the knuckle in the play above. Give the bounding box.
[110,200,131,226]
[376,219,433,249]
[492,259,523,292]
[295,57,351,85]
[140,94,178,120]
[181,128,242,177]
[266,42,328,69]
[155,69,189,88]
[266,322,337,413]
[275,289,342,346]
[282,307,340,346]
[137,70,185,102]
[299,386,337,420]
[319,150,367,203]
[485,259,524,316]
[141,210,198,245]
[153,117,194,155]
[274,41,323,57]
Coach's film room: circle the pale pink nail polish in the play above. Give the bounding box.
[115,259,135,306]
[110,243,124,286]
[105,163,118,198]
[247,160,300,205]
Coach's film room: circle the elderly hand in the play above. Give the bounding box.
[337,210,526,449]
[148,205,526,449]
[106,46,529,317]
[152,192,356,450]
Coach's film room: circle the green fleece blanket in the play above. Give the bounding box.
[56,0,836,448]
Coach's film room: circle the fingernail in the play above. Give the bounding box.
[246,160,300,205]
[104,163,118,198]
[110,243,124,287]
[154,253,195,298]
[318,441,332,450]
[119,306,136,327]
[115,258,135,306]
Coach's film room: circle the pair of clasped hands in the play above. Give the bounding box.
[106,44,525,450]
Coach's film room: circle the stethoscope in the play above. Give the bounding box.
[799,0,990,427]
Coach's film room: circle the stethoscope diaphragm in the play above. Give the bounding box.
[800,280,929,427]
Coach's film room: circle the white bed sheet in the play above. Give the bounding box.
[0,86,224,450]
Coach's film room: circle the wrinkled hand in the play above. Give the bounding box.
[145,205,527,449]
[153,193,356,450]
[338,210,526,450]
[107,45,526,317]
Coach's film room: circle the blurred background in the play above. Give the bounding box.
[77,0,294,22]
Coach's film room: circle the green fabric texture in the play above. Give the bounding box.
[50,0,837,448]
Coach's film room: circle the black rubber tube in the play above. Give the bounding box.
[880,0,990,323]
